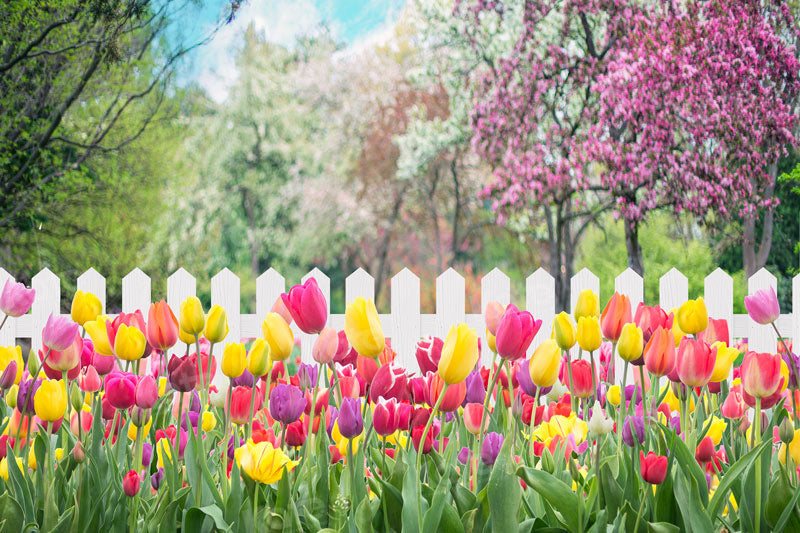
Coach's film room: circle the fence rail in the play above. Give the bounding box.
[1,266,798,390]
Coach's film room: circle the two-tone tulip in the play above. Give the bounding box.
[740,351,782,398]
[643,326,675,376]
[675,338,716,387]
[600,292,632,342]
[146,300,179,352]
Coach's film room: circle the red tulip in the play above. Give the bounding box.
[600,292,632,342]
[643,326,676,377]
[698,318,729,346]
[281,278,328,334]
[146,300,179,352]
[695,436,715,463]
[396,402,413,430]
[495,304,540,361]
[370,363,410,403]
[570,360,594,398]
[335,364,362,400]
[356,354,379,385]
[123,470,140,497]
[639,451,667,484]
[740,351,782,398]
[425,372,466,412]
[411,425,433,454]
[415,336,443,375]
[675,338,716,387]
[333,330,357,367]
[229,386,256,425]
[463,403,487,435]
[373,397,399,436]
[285,418,307,447]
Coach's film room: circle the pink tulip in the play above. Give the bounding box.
[370,363,410,403]
[70,411,93,436]
[633,303,671,343]
[312,327,338,364]
[79,365,102,392]
[698,318,729,346]
[271,296,293,325]
[484,301,505,336]
[744,287,780,325]
[0,279,35,318]
[675,338,716,387]
[415,336,443,375]
[135,375,158,409]
[42,313,79,352]
[45,332,83,372]
[123,470,140,497]
[373,397,399,436]
[281,278,327,334]
[146,300,178,352]
[740,351,782,398]
[495,304,541,361]
[721,385,745,419]
[106,372,137,409]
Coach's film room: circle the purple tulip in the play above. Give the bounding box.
[142,442,153,467]
[269,384,307,425]
[326,406,339,438]
[135,375,158,409]
[457,446,472,465]
[232,369,254,388]
[516,358,552,398]
[42,313,79,352]
[17,377,41,415]
[481,432,503,465]
[445,411,455,423]
[227,435,243,460]
[622,415,645,447]
[782,352,800,389]
[624,385,642,405]
[0,279,35,318]
[297,363,318,390]
[151,468,164,491]
[744,287,780,325]
[671,415,681,434]
[337,397,363,439]
[464,371,486,405]
[181,411,200,433]
[0,361,17,390]
[189,390,201,412]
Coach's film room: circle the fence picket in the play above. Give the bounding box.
[527,268,555,353]
[210,268,241,389]
[122,268,151,316]
[391,268,420,371]
[346,268,375,304]
[571,268,600,314]
[255,268,286,338]
[748,269,777,352]
[615,268,643,312]
[794,274,800,353]
[435,268,465,340]
[704,268,733,331]
[77,268,106,314]
[31,268,60,354]
[659,268,688,312]
[0,268,16,346]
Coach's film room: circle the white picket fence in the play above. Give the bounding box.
[1,266,798,390]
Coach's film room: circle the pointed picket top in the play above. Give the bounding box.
[31,268,60,354]
[0,268,15,345]
[527,268,556,350]
[615,268,643,311]
[436,268,465,338]
[167,268,196,315]
[391,268,421,370]
[346,268,375,304]
[748,268,778,352]
[659,268,688,312]
[704,268,733,323]
[793,274,800,354]
[256,268,285,319]
[122,268,151,315]
[302,268,330,314]
[211,268,241,342]
[481,268,510,312]
[570,268,599,314]
[77,267,106,314]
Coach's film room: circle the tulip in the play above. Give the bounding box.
[106,373,137,409]
[495,304,541,360]
[643,326,676,377]
[373,397,399,436]
[70,290,102,326]
[168,354,198,393]
[0,345,23,385]
[247,338,271,377]
[235,440,299,484]
[34,379,67,422]
[639,451,668,484]
[285,419,306,447]
[114,323,146,361]
[709,342,738,383]
[617,323,643,363]
[437,323,479,385]
[43,332,82,374]
[551,312,575,351]
[221,342,246,379]
[203,305,228,343]
[344,297,384,358]
[633,303,671,343]
[516,358,552,398]
[297,363,318,391]
[262,313,293,361]
[411,425,433,454]
[622,415,645,447]
[338,397,363,439]
[0,362,16,390]
[464,371,486,404]
[269,384,306,425]
[677,297,708,335]
[313,327,338,364]
[42,313,79,352]
[426,373,466,412]
[370,363,410,403]
[415,336,443,375]
[587,401,614,434]
[574,289,599,321]
[721,385,745,419]
[675,338,716,387]
[600,292,632,342]
[744,287,780,325]
[135,375,158,409]
[529,340,561,388]
[698,318,729,346]
[16,377,40,415]
[0,279,35,318]
[146,300,179,351]
[180,296,205,336]
[486,331,497,353]
[570,360,594,398]
[577,316,602,352]
[229,386,255,425]
[779,428,800,466]
[481,432,503,465]
[123,470,140,497]
[281,278,327,334]
[740,351,782,398]
[484,301,505,337]
[460,403,484,435]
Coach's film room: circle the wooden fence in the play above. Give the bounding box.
[1,266,797,391]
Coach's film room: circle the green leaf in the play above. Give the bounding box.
[184,505,229,532]
[672,468,713,533]
[669,432,709,507]
[516,467,580,531]
[766,471,800,530]
[706,438,770,520]
[400,450,427,533]
[775,479,800,532]
[488,437,521,531]
[647,522,681,533]
[355,496,375,533]
[0,493,24,532]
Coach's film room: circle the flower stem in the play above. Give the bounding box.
[754,397,762,533]
[633,489,647,533]
[477,358,504,466]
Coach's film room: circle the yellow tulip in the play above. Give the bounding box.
[703,416,727,446]
[529,339,561,388]
[85,317,113,356]
[158,377,167,396]
[617,323,643,362]
[114,323,146,361]
[179,327,196,345]
[0,457,22,481]
[128,417,152,441]
[551,312,576,350]
[54,448,64,462]
[180,296,205,336]
[221,342,246,379]
[486,330,497,354]
[779,428,800,466]
[576,316,602,352]
[70,290,102,326]
[574,289,600,321]
[202,411,217,432]
[27,448,36,471]
[204,305,229,343]
[6,385,17,408]
[156,438,172,469]
[437,323,479,385]
[344,297,385,358]
[607,385,621,406]
[669,308,687,347]
[34,379,67,422]
[710,342,739,383]
[235,440,299,484]
[262,312,293,361]
[662,384,695,414]
[677,297,708,335]
[247,338,272,377]
[0,345,23,385]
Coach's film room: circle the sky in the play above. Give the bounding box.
[181,0,406,102]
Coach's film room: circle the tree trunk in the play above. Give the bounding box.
[624,220,644,276]
[742,162,777,277]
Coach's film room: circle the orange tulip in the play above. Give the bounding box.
[643,326,676,377]
[600,292,632,342]
[146,300,179,352]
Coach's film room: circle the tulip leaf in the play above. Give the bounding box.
[302,505,322,532]
[0,492,23,532]
[706,438,770,520]
[516,467,579,532]
[440,501,465,533]
[400,450,427,533]
[355,496,376,533]
[774,477,800,532]
[184,504,229,532]
[422,443,455,531]
[452,483,476,517]
[672,468,713,532]
[647,522,681,533]
[5,441,34,525]
[766,470,800,530]
[488,438,522,531]
[668,431,708,507]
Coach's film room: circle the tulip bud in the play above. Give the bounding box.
[0,361,16,390]
[247,338,271,377]
[28,349,39,376]
[261,313,293,362]
[540,448,555,474]
[344,297,384,358]
[72,441,86,463]
[437,324,479,385]
[130,406,150,427]
[70,382,84,413]
[123,470,141,497]
[551,312,576,351]
[313,328,338,364]
[780,417,795,444]
[203,305,229,343]
[221,342,246,379]
[481,432,503,466]
[179,296,205,336]
[6,384,17,408]
[568,457,582,484]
